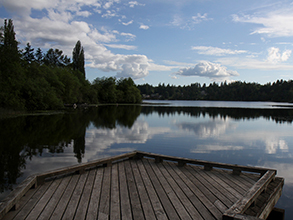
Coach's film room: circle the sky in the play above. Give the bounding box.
[1,0,293,86]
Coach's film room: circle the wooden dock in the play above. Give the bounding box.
[0,151,284,220]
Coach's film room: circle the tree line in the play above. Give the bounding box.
[138,80,293,103]
[0,19,142,111]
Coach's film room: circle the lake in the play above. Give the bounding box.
[1,100,293,219]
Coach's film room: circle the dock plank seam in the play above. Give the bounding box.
[85,168,104,220]
[135,160,168,220]
[148,159,193,220]
[142,159,181,220]
[165,162,221,219]
[130,160,157,220]
[157,162,204,220]
[184,165,234,209]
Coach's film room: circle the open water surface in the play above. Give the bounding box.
[1,100,293,219]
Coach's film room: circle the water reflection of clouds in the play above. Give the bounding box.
[219,131,291,155]
[190,145,244,153]
[176,118,237,138]
[84,120,170,161]
[265,139,288,154]
[176,117,292,156]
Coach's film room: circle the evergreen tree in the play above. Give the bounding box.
[23,42,35,63]
[43,48,70,67]
[0,19,20,67]
[35,48,43,64]
[72,40,85,78]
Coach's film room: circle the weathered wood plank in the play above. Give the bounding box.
[148,160,192,220]
[37,176,72,220]
[118,161,132,220]
[74,169,96,220]
[201,167,244,200]
[159,162,206,220]
[130,160,157,220]
[185,165,234,209]
[98,166,111,219]
[142,159,181,220]
[217,169,254,192]
[2,185,39,220]
[136,151,273,174]
[0,175,37,219]
[86,168,104,220]
[124,160,145,220]
[0,151,284,220]
[36,152,137,184]
[256,177,283,219]
[136,160,168,220]
[11,181,53,219]
[166,162,221,219]
[110,163,120,220]
[62,172,89,219]
[210,169,247,196]
[223,170,276,219]
[49,175,79,220]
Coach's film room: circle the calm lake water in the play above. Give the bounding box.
[1,100,293,219]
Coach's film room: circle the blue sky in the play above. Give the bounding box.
[1,0,293,86]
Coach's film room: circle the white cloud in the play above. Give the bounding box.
[266,47,291,64]
[139,24,149,30]
[171,13,212,29]
[174,61,239,81]
[101,10,117,18]
[0,0,176,80]
[105,44,137,50]
[121,20,133,26]
[191,13,212,24]
[192,46,247,56]
[128,1,145,8]
[232,6,293,37]
[217,56,293,71]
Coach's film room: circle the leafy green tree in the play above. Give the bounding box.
[72,40,85,78]
[93,77,117,103]
[116,77,142,103]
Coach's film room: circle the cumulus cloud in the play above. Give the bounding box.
[192,46,247,56]
[0,0,173,79]
[232,6,293,37]
[174,61,239,81]
[266,47,291,64]
[139,24,149,30]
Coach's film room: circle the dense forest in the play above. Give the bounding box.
[0,19,142,111]
[138,80,293,103]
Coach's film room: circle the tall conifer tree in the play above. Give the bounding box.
[72,40,85,78]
